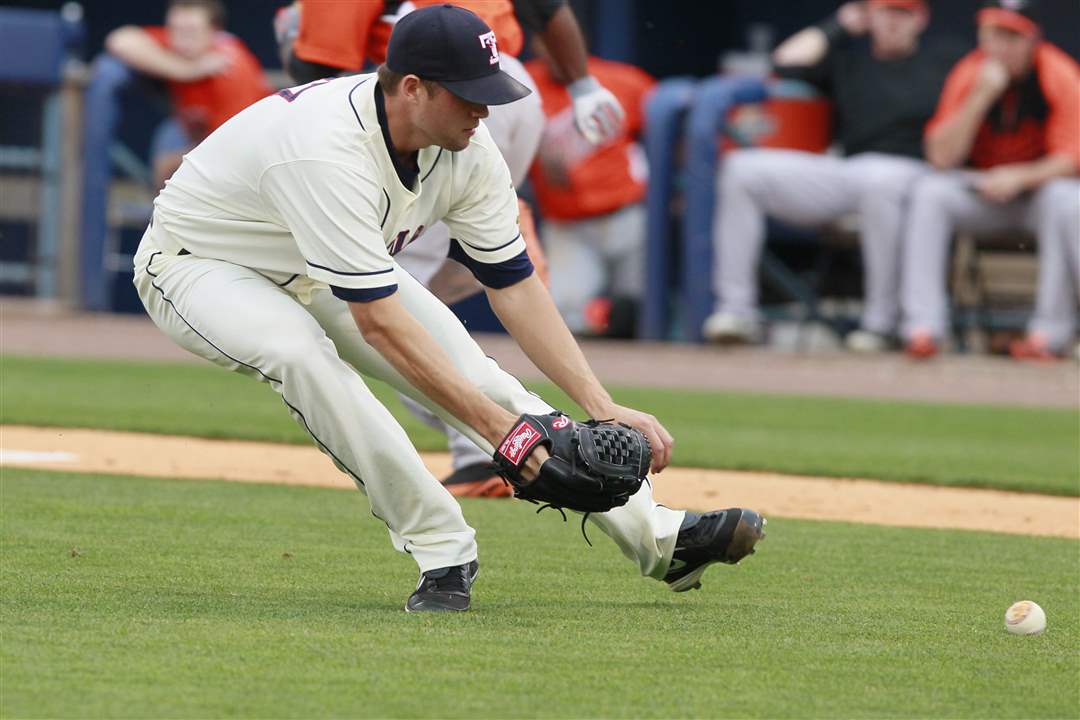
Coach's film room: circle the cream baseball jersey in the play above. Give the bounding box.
[152,73,529,302]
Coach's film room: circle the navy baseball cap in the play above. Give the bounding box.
[386,4,531,106]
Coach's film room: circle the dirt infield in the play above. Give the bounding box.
[3,425,1077,540]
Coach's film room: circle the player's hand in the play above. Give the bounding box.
[837,2,870,36]
[974,166,1028,204]
[568,76,625,146]
[188,51,232,80]
[274,3,301,66]
[975,57,1010,99]
[599,403,673,474]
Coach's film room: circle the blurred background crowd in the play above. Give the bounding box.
[1,0,1078,360]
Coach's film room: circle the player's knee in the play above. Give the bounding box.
[1034,179,1077,217]
[720,149,767,196]
[908,172,957,209]
[857,163,919,201]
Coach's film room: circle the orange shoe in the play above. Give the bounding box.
[1009,335,1061,362]
[442,462,513,498]
[905,332,938,359]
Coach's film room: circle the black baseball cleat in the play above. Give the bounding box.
[664,508,766,592]
[405,559,479,612]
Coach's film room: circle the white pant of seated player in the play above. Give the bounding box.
[134,228,683,577]
[545,203,646,334]
[901,175,1080,349]
[713,149,929,335]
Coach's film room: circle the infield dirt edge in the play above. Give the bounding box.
[3,425,1076,540]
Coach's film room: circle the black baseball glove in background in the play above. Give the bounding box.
[493,412,650,514]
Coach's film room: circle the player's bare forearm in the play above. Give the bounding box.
[105,26,201,82]
[488,275,675,470]
[1007,154,1078,191]
[925,89,999,169]
[487,274,613,417]
[534,5,590,84]
[772,27,829,67]
[348,294,515,444]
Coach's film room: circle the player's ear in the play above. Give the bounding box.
[401,74,424,103]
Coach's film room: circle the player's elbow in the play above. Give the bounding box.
[347,296,396,343]
[924,136,959,170]
[105,26,142,60]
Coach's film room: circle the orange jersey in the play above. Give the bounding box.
[292,0,385,71]
[526,58,656,221]
[926,43,1080,169]
[366,0,523,64]
[144,26,270,136]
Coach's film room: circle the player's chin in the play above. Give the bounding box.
[439,132,474,152]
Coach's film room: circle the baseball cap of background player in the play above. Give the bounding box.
[386,3,532,106]
[977,0,1041,37]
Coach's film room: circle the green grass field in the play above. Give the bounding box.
[3,354,1078,718]
[3,468,1077,719]
[4,355,1078,495]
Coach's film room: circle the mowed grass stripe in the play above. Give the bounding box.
[2,469,1077,719]
[4,354,1078,495]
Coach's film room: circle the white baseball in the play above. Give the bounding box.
[1004,600,1046,635]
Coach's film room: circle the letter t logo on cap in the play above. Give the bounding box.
[478,31,499,65]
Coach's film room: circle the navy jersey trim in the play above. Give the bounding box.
[347,77,372,131]
[454,232,522,255]
[448,243,533,289]
[306,259,394,277]
[420,148,443,183]
[379,188,391,229]
[331,283,398,302]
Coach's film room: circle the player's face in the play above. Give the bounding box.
[166,6,217,59]
[416,85,489,152]
[978,25,1037,79]
[867,6,927,58]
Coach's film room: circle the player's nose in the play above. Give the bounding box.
[470,103,489,119]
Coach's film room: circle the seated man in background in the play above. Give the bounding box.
[901,0,1079,359]
[105,0,269,189]
[526,50,655,338]
[704,0,960,351]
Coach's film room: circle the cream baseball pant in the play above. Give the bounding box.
[713,149,929,335]
[901,175,1080,349]
[133,227,683,577]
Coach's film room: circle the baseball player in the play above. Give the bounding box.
[901,0,1080,359]
[275,0,628,495]
[134,5,765,611]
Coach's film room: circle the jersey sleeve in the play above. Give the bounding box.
[443,141,526,265]
[925,51,981,137]
[1037,45,1080,167]
[260,159,397,297]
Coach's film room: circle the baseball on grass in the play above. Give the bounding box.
[1004,600,1046,635]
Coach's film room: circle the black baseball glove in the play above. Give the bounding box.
[493,412,650,514]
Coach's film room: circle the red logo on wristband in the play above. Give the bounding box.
[499,422,541,466]
[552,415,570,430]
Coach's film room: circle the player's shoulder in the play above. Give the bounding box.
[1035,42,1080,81]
